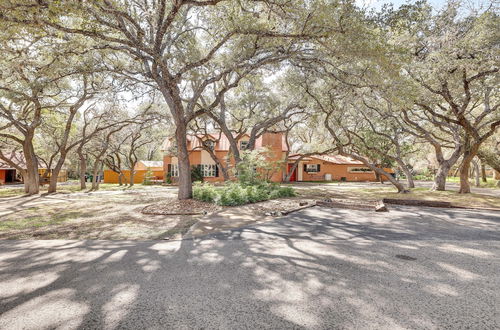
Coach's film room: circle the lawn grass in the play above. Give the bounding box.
[445,176,499,188]
[0,209,93,231]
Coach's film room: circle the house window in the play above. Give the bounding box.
[239,141,249,149]
[348,167,373,173]
[171,164,179,177]
[201,164,217,177]
[203,140,215,151]
[305,164,320,172]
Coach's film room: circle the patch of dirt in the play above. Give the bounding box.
[142,198,222,215]
[0,189,193,240]
[316,198,377,211]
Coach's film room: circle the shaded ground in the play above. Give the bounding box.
[0,187,186,240]
[0,186,311,239]
[1,181,499,239]
[0,182,159,198]
[0,205,498,329]
[291,181,500,209]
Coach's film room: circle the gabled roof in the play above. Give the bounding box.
[139,160,163,168]
[0,151,27,169]
[0,150,54,170]
[288,154,364,165]
[162,132,288,152]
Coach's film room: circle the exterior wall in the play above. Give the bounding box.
[299,163,376,182]
[103,169,164,184]
[163,133,286,183]
[296,161,393,182]
[0,170,6,184]
[38,169,68,182]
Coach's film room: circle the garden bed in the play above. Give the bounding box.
[193,182,296,206]
[142,198,221,215]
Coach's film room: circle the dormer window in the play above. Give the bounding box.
[203,139,215,151]
[239,141,249,150]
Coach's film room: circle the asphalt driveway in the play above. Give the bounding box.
[1,206,499,329]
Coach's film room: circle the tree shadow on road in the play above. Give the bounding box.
[0,205,499,328]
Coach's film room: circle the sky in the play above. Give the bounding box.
[356,0,446,11]
[356,0,490,12]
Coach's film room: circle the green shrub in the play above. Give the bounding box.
[193,183,217,203]
[191,165,204,182]
[192,182,296,206]
[277,186,296,198]
[235,148,282,185]
[268,189,281,200]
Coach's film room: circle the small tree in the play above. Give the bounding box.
[235,148,280,185]
[143,167,154,185]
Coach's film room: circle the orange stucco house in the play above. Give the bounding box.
[162,132,288,182]
[287,154,393,182]
[103,160,164,184]
[162,132,391,183]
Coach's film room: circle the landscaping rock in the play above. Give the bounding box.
[375,201,388,212]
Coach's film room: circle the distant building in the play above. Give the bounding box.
[134,160,163,172]
[0,151,67,185]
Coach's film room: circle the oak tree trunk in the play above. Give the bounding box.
[91,161,103,190]
[48,154,66,193]
[459,154,474,193]
[473,161,481,187]
[480,163,487,183]
[432,161,452,191]
[402,166,415,189]
[22,138,39,195]
[129,170,135,187]
[344,153,408,193]
[175,122,192,199]
[78,151,87,190]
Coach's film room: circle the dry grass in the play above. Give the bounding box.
[298,186,500,209]
[1,182,498,240]
[0,189,196,240]
[0,182,155,198]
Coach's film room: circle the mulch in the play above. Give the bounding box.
[142,198,221,215]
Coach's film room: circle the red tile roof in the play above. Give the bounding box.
[162,132,288,152]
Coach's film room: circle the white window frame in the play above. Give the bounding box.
[201,164,217,177]
[306,164,319,172]
[239,140,249,149]
[171,164,179,177]
[348,166,373,173]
